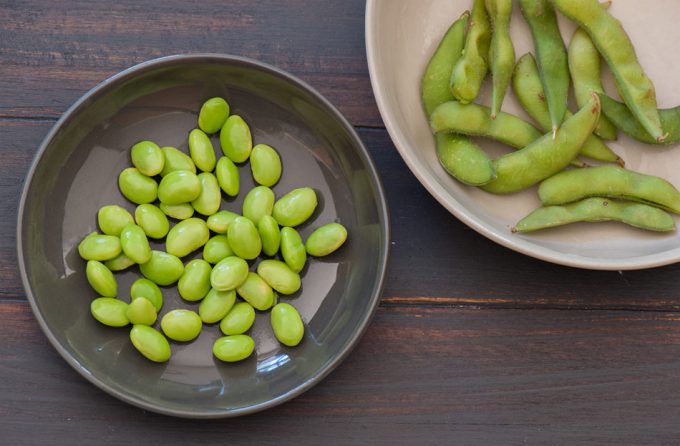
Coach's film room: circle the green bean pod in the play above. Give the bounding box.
[450,0,491,103]
[486,0,515,119]
[599,95,680,146]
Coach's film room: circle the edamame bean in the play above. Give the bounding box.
[78,232,121,261]
[599,95,680,146]
[161,309,202,342]
[125,297,157,326]
[250,144,282,187]
[160,146,196,177]
[130,325,171,363]
[514,198,675,233]
[219,302,255,335]
[188,128,217,172]
[158,170,201,205]
[519,0,568,134]
[203,235,233,264]
[257,259,301,295]
[177,259,212,302]
[130,140,164,176]
[191,172,221,216]
[135,204,170,239]
[86,260,117,297]
[482,94,601,194]
[130,278,163,312]
[104,252,135,272]
[257,215,281,257]
[198,288,236,324]
[159,203,194,220]
[305,223,348,256]
[486,0,515,119]
[119,224,151,264]
[227,216,262,260]
[236,272,275,311]
[552,0,665,142]
[118,167,158,204]
[450,0,490,103]
[270,303,304,347]
[198,97,230,134]
[212,335,255,362]
[280,227,306,273]
[166,217,209,257]
[139,250,184,286]
[210,256,249,291]
[206,210,240,234]
[91,297,129,327]
[435,133,496,186]
[272,187,317,227]
[538,166,680,214]
[220,115,252,163]
[215,156,239,197]
[242,186,275,224]
[98,205,134,236]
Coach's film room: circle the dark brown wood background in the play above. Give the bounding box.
[2,1,680,444]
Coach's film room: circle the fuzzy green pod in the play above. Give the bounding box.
[198,288,236,324]
[220,115,252,163]
[188,128,217,172]
[86,260,118,297]
[210,256,249,291]
[177,259,212,302]
[306,223,348,257]
[600,95,680,146]
[98,205,134,236]
[139,251,184,286]
[131,140,164,176]
[78,232,121,261]
[250,144,282,187]
[198,97,230,134]
[450,0,491,103]
[91,297,129,327]
[256,259,301,295]
[219,302,256,335]
[215,156,240,197]
[227,216,262,260]
[271,303,304,347]
[486,0,515,119]
[135,204,170,239]
[118,167,158,204]
[130,325,171,363]
[191,172,221,216]
[160,146,196,177]
[158,170,201,205]
[257,215,281,257]
[166,217,210,258]
[119,224,151,264]
[161,309,202,342]
[213,335,255,362]
[236,272,276,311]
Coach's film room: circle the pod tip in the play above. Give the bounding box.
[657,132,669,143]
[551,126,557,140]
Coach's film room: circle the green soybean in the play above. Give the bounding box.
[160,146,196,177]
[118,167,158,204]
[206,210,240,234]
[98,205,134,236]
[514,198,675,233]
[119,224,151,264]
[270,303,304,347]
[306,223,348,256]
[220,115,252,163]
[203,235,233,264]
[191,172,221,216]
[210,256,249,291]
[125,297,157,326]
[130,278,163,312]
[199,288,236,324]
[434,133,496,186]
[215,156,239,197]
[158,170,201,205]
[198,97,230,134]
[257,259,301,295]
[104,252,135,272]
[236,272,275,311]
[219,302,255,335]
[139,250,184,286]
[213,335,255,362]
[273,187,317,227]
[166,217,209,257]
[130,325,171,362]
[450,0,491,103]
[280,227,306,273]
[86,260,118,297]
[258,215,281,257]
[78,232,121,261]
[160,202,194,220]
[91,297,129,327]
[161,309,202,342]
[242,186,275,224]
[130,140,164,176]
[188,128,217,172]
[135,204,170,239]
[227,216,262,260]
[600,95,680,146]
[486,0,515,119]
[250,144,282,187]
[177,259,212,302]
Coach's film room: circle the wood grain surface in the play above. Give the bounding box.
[3,0,680,444]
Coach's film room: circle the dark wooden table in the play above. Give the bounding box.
[3,1,680,444]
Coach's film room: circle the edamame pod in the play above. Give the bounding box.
[599,95,680,146]
[213,335,255,362]
[203,235,233,264]
[514,198,675,233]
[130,140,164,176]
[257,215,281,257]
[118,167,158,204]
[271,303,304,347]
[257,259,301,295]
[178,259,212,302]
[135,204,170,239]
[119,224,151,264]
[158,170,201,205]
[159,202,194,220]
[86,260,118,297]
[188,128,217,172]
[139,250,184,286]
[236,272,275,311]
[227,217,262,260]
[450,0,490,103]
[210,256,249,291]
[250,144,282,187]
[78,232,121,261]
[130,278,163,312]
[215,156,239,197]
[435,133,496,186]
[160,146,196,177]
[220,115,252,163]
[191,172,221,216]
[198,288,236,324]
[486,0,515,119]
[198,97,230,134]
[219,302,256,335]
[242,186,275,224]
[166,217,209,257]
[125,297,157,326]
[306,223,348,257]
[98,205,134,236]
[130,325,171,363]
[161,309,202,342]
[272,187,317,227]
[91,297,129,327]
[104,252,135,272]
[206,210,240,234]
[280,227,306,273]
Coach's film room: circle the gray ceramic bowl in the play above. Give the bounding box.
[17,54,389,418]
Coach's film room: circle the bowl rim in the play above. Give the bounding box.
[16,53,391,418]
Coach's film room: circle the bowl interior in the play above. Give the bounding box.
[19,55,388,417]
[367,0,680,270]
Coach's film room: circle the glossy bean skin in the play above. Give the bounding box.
[98,205,134,236]
[242,186,275,224]
[219,302,255,335]
[206,210,240,234]
[135,204,170,239]
[198,97,230,134]
[551,0,665,142]
[512,53,621,163]
[198,288,236,324]
[450,0,491,103]
[270,303,304,347]
[280,227,306,273]
[86,260,118,297]
[538,166,680,214]
[250,144,282,187]
[568,28,618,140]
[257,215,281,257]
[213,335,255,362]
[599,95,680,146]
[160,203,194,220]
[157,170,201,205]
[160,146,196,177]
[165,217,209,257]
[139,250,184,286]
[118,167,158,204]
[486,0,515,119]
[161,309,202,342]
[119,224,151,264]
[215,156,239,197]
[210,256,249,291]
[78,232,121,261]
[272,187,317,227]
[130,325,171,363]
[306,223,348,256]
[514,198,675,233]
[256,259,301,295]
[236,272,275,311]
[178,259,212,302]
[104,252,135,272]
[482,94,601,194]
[191,172,221,216]
[227,217,262,260]
[91,297,129,327]
[220,115,252,163]
[519,0,568,132]
[188,128,217,172]
[203,235,233,264]
[130,278,163,312]
[125,297,157,326]
[130,140,164,176]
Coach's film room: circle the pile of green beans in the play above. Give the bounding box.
[421,0,680,234]
[80,96,349,364]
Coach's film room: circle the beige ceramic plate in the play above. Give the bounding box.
[366,0,680,270]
